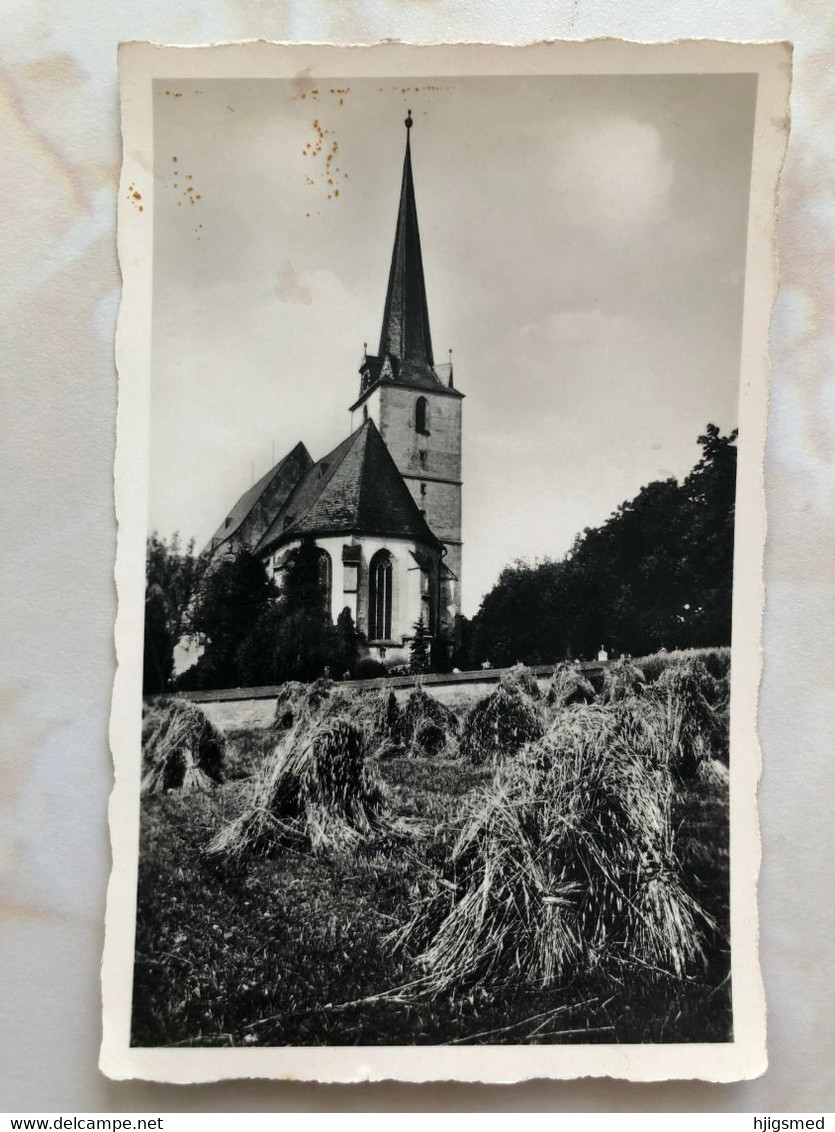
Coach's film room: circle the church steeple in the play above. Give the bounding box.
[348,111,463,631]
[377,110,435,383]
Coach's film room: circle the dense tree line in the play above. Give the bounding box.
[469,425,737,666]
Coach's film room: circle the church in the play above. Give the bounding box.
[207,113,464,667]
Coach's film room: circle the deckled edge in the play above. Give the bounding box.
[101,37,792,1085]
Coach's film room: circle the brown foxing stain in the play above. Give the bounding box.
[126,182,144,212]
[390,84,450,93]
[299,114,347,211]
[166,158,203,209]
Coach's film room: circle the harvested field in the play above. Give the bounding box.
[133,653,732,1047]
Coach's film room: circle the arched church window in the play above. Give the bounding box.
[363,404,369,422]
[316,548,332,614]
[368,550,393,640]
[415,396,429,435]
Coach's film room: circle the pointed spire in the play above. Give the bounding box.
[377,111,435,383]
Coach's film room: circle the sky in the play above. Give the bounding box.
[149,73,756,616]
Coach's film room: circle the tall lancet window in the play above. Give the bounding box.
[368,550,393,640]
[415,396,429,435]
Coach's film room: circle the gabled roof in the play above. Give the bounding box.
[256,418,440,554]
[207,441,313,554]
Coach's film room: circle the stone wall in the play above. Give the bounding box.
[158,662,606,733]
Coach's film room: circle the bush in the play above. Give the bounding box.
[353,657,387,680]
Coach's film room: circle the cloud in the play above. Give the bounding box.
[275,261,312,305]
[552,116,674,238]
[520,308,638,349]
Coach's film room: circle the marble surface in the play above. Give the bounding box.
[1,0,833,1112]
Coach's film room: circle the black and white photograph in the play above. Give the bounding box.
[103,39,787,1083]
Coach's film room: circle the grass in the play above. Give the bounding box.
[132,655,732,1047]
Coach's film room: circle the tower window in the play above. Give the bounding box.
[368,549,393,640]
[420,482,427,497]
[415,396,429,435]
[418,450,427,464]
[363,404,368,421]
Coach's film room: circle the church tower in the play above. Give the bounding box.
[349,112,464,630]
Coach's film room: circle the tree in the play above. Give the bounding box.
[448,613,473,671]
[186,548,277,689]
[470,425,737,664]
[143,532,207,693]
[409,615,431,674]
[676,425,738,647]
[270,537,338,682]
[334,607,361,677]
[235,603,285,688]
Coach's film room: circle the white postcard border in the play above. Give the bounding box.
[103,37,790,1084]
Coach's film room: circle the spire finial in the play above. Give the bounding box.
[405,109,413,131]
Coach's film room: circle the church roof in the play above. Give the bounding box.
[207,441,313,553]
[372,112,449,393]
[256,418,440,554]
